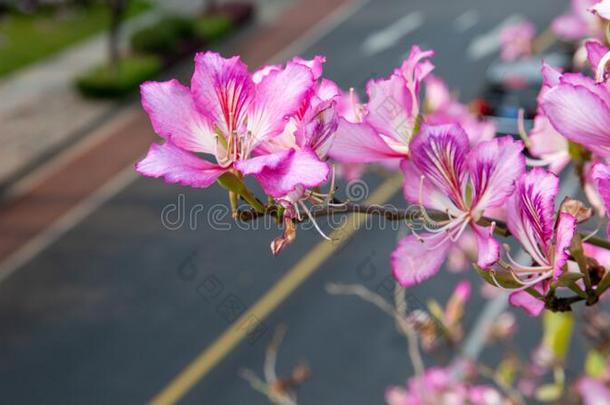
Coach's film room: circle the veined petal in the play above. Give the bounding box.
[365,73,415,150]
[140,80,216,154]
[509,289,545,317]
[399,45,435,95]
[541,63,562,91]
[401,159,461,214]
[248,61,315,146]
[472,224,501,268]
[135,141,226,188]
[553,212,576,279]
[295,98,339,158]
[469,136,525,211]
[506,169,559,265]
[410,124,469,209]
[252,64,281,84]
[191,52,254,136]
[391,233,452,287]
[542,83,610,157]
[236,148,329,198]
[328,119,405,163]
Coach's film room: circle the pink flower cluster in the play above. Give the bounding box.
[137,5,610,316]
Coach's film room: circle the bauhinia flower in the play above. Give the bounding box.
[501,169,577,316]
[541,45,610,158]
[329,46,434,165]
[592,162,610,236]
[136,51,329,204]
[551,0,603,41]
[391,124,525,286]
[499,20,536,61]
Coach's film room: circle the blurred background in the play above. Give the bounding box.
[0,0,605,404]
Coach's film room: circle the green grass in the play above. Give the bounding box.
[195,15,233,42]
[76,54,162,98]
[0,1,150,78]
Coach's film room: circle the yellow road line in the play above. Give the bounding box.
[150,175,402,405]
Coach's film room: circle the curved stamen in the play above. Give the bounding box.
[299,201,331,240]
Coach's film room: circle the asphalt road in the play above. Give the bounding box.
[1,1,592,404]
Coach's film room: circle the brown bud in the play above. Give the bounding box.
[560,198,592,223]
[270,219,297,256]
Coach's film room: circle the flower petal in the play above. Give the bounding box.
[248,61,315,145]
[507,169,559,265]
[401,159,460,214]
[472,224,501,268]
[328,118,405,163]
[593,162,610,235]
[391,233,452,287]
[140,80,216,154]
[410,124,469,209]
[590,0,610,19]
[469,136,525,211]
[553,212,576,279]
[509,290,545,316]
[191,52,254,136]
[542,83,610,157]
[365,73,414,152]
[135,141,226,188]
[236,148,329,198]
[585,39,609,74]
[528,113,570,174]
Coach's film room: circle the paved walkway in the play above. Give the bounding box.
[0,0,205,190]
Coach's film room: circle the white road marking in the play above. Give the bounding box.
[467,15,523,60]
[362,11,424,56]
[454,9,479,33]
[0,166,138,284]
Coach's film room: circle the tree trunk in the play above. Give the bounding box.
[108,0,126,75]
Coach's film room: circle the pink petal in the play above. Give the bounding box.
[191,52,254,136]
[424,75,452,112]
[316,79,342,101]
[585,39,610,74]
[401,159,461,214]
[252,64,281,84]
[469,136,525,211]
[541,63,562,90]
[542,83,610,157]
[593,163,610,235]
[365,73,414,151]
[140,80,216,154]
[236,148,329,198]
[135,141,227,188]
[328,119,405,163]
[554,212,577,279]
[551,14,588,40]
[410,124,469,207]
[577,377,610,405]
[295,98,339,158]
[509,290,545,317]
[399,45,435,94]
[506,169,559,264]
[528,113,570,174]
[291,55,326,80]
[472,224,501,268]
[248,61,315,145]
[590,0,610,19]
[391,233,452,287]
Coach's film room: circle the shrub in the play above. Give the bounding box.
[75,54,162,98]
[130,16,195,56]
[194,15,233,43]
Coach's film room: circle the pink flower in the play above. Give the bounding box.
[499,20,536,61]
[577,377,610,405]
[391,124,524,286]
[424,75,496,146]
[329,46,434,165]
[385,366,507,405]
[551,0,602,41]
[504,169,577,315]
[540,59,610,158]
[136,52,330,199]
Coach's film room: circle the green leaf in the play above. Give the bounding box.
[585,350,608,378]
[473,264,522,289]
[535,384,562,402]
[542,312,574,361]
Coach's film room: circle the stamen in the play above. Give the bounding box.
[299,201,331,240]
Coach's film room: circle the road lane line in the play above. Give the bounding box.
[149,175,403,405]
[467,15,523,60]
[0,165,138,284]
[454,9,479,33]
[362,11,424,56]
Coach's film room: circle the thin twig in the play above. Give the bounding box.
[326,283,425,376]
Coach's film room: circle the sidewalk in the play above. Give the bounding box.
[0,0,204,191]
